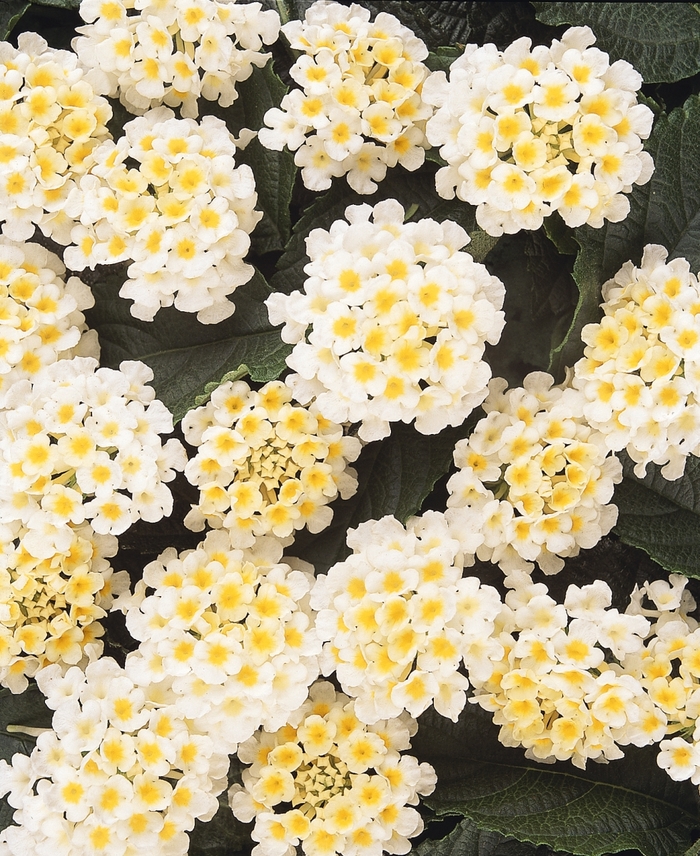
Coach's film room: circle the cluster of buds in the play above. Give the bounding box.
[423,27,654,235]
[260,0,433,193]
[181,379,362,542]
[446,373,622,576]
[73,0,280,118]
[65,107,261,323]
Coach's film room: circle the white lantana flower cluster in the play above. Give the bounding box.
[0,521,128,693]
[266,200,506,442]
[470,575,659,769]
[73,0,280,119]
[0,33,112,243]
[624,576,700,783]
[573,244,700,480]
[65,106,261,323]
[228,680,437,856]
[0,356,186,539]
[120,530,322,751]
[446,372,622,577]
[423,27,654,236]
[259,0,432,194]
[0,658,231,856]
[310,513,503,725]
[182,379,362,542]
[0,239,98,407]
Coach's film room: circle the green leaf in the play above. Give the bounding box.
[414,705,700,856]
[29,0,79,8]
[290,421,470,574]
[425,47,462,73]
[0,685,53,831]
[532,3,700,84]
[83,267,291,423]
[682,840,700,856]
[613,455,700,578]
[413,817,544,856]
[188,795,250,856]
[207,63,296,256]
[550,94,700,376]
[0,1,30,39]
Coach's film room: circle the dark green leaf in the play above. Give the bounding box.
[550,94,700,376]
[413,816,544,856]
[1,1,30,39]
[188,795,250,856]
[206,63,296,256]
[290,421,470,574]
[425,47,462,73]
[84,267,291,423]
[414,705,700,856]
[29,0,79,8]
[532,3,700,84]
[613,454,700,578]
[0,685,53,831]
[682,840,700,856]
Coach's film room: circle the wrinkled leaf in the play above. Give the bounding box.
[532,3,700,84]
[550,94,700,376]
[84,267,291,423]
[290,421,470,574]
[188,796,250,856]
[415,705,700,856]
[413,817,545,856]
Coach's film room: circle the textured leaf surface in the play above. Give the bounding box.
[189,797,250,856]
[614,455,700,578]
[1,1,30,38]
[550,95,700,376]
[532,3,700,84]
[29,0,79,8]
[290,422,470,574]
[414,706,700,856]
[84,268,291,422]
[413,817,545,856]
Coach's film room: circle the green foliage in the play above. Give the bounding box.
[412,817,544,856]
[415,706,700,856]
[0,1,30,39]
[84,268,290,423]
[532,3,700,84]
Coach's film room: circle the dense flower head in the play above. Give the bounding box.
[259,0,432,194]
[0,521,128,693]
[266,200,506,442]
[0,657,231,856]
[228,680,437,856]
[64,106,261,323]
[0,239,98,408]
[470,575,660,768]
[624,575,700,784]
[181,379,362,542]
[0,32,113,244]
[446,372,622,577]
[0,355,186,538]
[73,0,280,118]
[423,26,654,236]
[573,244,700,480]
[310,512,503,725]
[119,529,322,751]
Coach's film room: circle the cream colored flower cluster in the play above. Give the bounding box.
[73,0,280,118]
[182,379,362,543]
[446,372,622,577]
[0,356,186,539]
[624,576,700,783]
[266,200,506,442]
[120,529,322,750]
[470,575,659,768]
[310,513,503,724]
[65,106,261,323]
[573,244,700,480]
[0,521,128,694]
[259,0,432,194]
[0,657,231,856]
[228,680,437,856]
[0,239,98,408]
[423,26,654,236]
[0,33,113,244]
